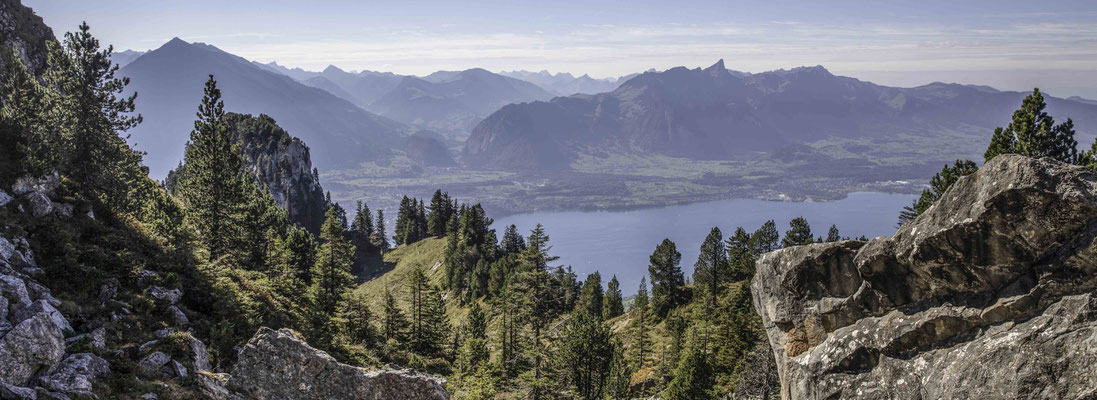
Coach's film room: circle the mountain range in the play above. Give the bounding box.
[119,38,407,179]
[464,60,1097,170]
[498,70,638,96]
[368,69,554,139]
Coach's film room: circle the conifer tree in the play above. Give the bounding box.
[46,22,141,194]
[558,311,614,400]
[179,75,244,261]
[427,189,452,237]
[749,220,780,256]
[517,224,559,399]
[501,224,526,254]
[602,275,624,320]
[578,271,604,319]
[382,284,408,343]
[350,200,375,255]
[781,217,814,247]
[456,303,490,374]
[984,88,1080,163]
[603,342,633,400]
[309,207,356,345]
[664,335,714,400]
[1,48,59,183]
[407,266,449,354]
[239,177,287,270]
[897,160,978,225]
[648,239,685,319]
[693,227,728,303]
[342,291,374,345]
[726,227,754,281]
[826,224,841,242]
[273,226,316,296]
[372,209,389,255]
[631,278,652,368]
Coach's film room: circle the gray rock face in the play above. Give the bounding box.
[0,190,12,207]
[227,327,449,400]
[11,300,71,333]
[0,273,31,309]
[137,351,171,379]
[147,286,181,305]
[0,313,65,386]
[752,155,1097,399]
[11,172,59,197]
[37,353,110,395]
[23,192,52,218]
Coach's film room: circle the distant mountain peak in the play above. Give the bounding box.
[323,65,345,74]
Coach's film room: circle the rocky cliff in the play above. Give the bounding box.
[752,154,1097,399]
[0,0,54,76]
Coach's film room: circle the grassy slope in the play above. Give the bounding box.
[354,237,471,324]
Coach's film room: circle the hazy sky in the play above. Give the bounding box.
[26,0,1097,98]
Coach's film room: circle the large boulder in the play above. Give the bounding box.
[752,155,1097,399]
[37,353,110,395]
[227,327,449,400]
[10,300,71,333]
[0,312,65,386]
[11,172,59,196]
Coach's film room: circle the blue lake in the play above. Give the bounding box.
[493,192,918,295]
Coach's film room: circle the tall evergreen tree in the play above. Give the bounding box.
[382,284,408,343]
[749,220,780,256]
[825,224,841,242]
[517,224,559,399]
[781,217,814,247]
[456,303,490,374]
[578,271,604,319]
[238,177,287,271]
[664,336,714,400]
[602,275,624,320]
[648,239,685,319]
[603,342,633,400]
[350,200,375,256]
[372,209,389,255]
[501,224,526,254]
[46,22,141,194]
[427,189,452,237]
[631,277,652,368]
[308,207,356,346]
[558,311,614,400]
[1,48,59,183]
[984,88,1080,163]
[342,291,374,345]
[692,227,728,303]
[726,227,754,281]
[179,75,244,261]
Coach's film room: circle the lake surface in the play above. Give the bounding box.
[493,192,918,295]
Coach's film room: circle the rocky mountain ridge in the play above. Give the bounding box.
[752,154,1097,399]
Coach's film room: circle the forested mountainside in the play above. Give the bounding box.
[464,60,1097,170]
[118,37,407,179]
[165,112,329,235]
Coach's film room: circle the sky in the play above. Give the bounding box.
[25,0,1097,98]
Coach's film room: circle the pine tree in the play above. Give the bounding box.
[456,303,490,374]
[407,265,431,352]
[648,239,685,319]
[343,291,374,345]
[45,22,141,195]
[826,224,841,242]
[179,75,244,261]
[308,207,356,346]
[984,88,1080,163]
[603,342,633,400]
[558,311,614,400]
[726,227,754,281]
[749,220,780,256]
[0,48,60,183]
[631,278,652,368]
[372,209,389,255]
[517,224,559,399]
[427,189,452,237]
[578,271,604,319]
[350,200,375,255]
[239,177,287,271]
[664,336,714,400]
[273,226,316,297]
[501,224,526,254]
[382,284,408,343]
[693,227,728,303]
[602,275,624,320]
[781,217,814,247]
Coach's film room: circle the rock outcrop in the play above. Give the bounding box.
[226,327,449,400]
[752,155,1097,399]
